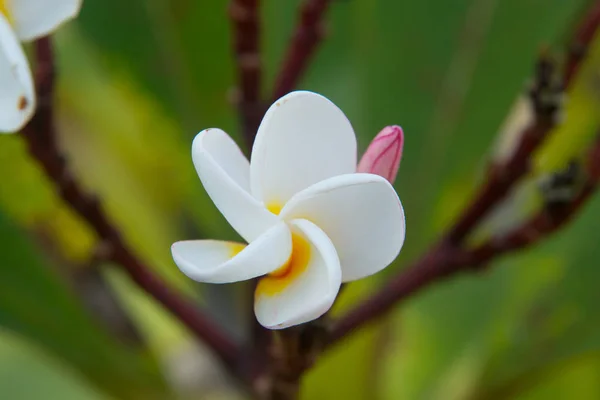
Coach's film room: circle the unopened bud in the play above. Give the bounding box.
[357,125,404,184]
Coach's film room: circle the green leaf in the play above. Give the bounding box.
[0,330,109,400]
[0,211,170,399]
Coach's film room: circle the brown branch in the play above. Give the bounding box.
[229,0,264,149]
[330,135,600,344]
[564,0,600,87]
[21,37,245,381]
[329,242,458,343]
[470,136,600,265]
[229,0,277,363]
[446,0,600,245]
[272,0,333,100]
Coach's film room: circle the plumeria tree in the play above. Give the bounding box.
[3,0,600,399]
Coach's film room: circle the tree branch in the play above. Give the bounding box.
[229,0,264,148]
[564,0,600,87]
[468,149,600,266]
[21,37,245,381]
[272,0,333,100]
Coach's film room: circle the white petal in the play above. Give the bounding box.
[193,129,279,242]
[250,91,357,208]
[172,222,292,284]
[8,0,82,41]
[0,14,34,133]
[281,173,405,282]
[254,219,341,329]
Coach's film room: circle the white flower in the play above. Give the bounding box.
[0,0,82,133]
[172,91,406,329]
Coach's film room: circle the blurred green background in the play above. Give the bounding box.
[2,0,600,398]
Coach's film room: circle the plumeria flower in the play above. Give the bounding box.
[0,0,82,133]
[172,91,406,329]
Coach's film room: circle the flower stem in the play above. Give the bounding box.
[272,0,333,100]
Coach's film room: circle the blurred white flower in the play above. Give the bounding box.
[0,0,82,133]
[172,91,406,329]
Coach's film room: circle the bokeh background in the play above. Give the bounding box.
[2,0,600,398]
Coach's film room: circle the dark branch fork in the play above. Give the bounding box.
[230,0,333,148]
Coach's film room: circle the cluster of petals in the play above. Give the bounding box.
[0,0,81,133]
[172,91,406,329]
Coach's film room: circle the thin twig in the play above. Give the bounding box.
[272,0,333,100]
[229,0,277,362]
[564,1,600,87]
[468,157,600,266]
[330,135,600,344]
[21,37,245,381]
[229,0,264,148]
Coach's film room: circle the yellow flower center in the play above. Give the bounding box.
[256,232,311,297]
[266,202,282,215]
[228,242,246,258]
[0,1,11,23]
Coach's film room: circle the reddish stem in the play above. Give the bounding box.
[230,0,264,148]
[564,1,600,87]
[447,2,600,245]
[272,0,333,100]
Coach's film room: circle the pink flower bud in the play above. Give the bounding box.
[357,125,404,184]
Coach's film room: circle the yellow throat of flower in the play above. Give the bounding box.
[255,232,311,297]
[0,1,11,23]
